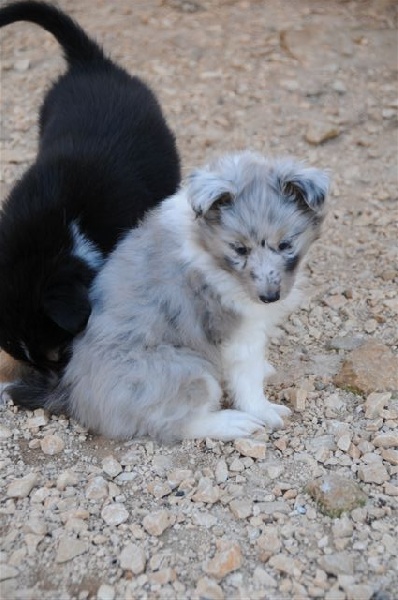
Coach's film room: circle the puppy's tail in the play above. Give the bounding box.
[3,370,70,416]
[0,1,105,66]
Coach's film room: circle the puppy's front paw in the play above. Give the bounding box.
[244,399,291,431]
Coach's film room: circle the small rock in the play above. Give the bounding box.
[167,469,193,488]
[337,433,352,452]
[192,477,220,504]
[305,122,340,145]
[147,480,172,498]
[142,510,170,536]
[148,568,176,585]
[0,424,12,439]
[364,392,391,419]
[229,458,245,472]
[381,448,398,465]
[6,473,39,498]
[205,542,242,580]
[229,499,252,519]
[101,503,129,526]
[27,415,49,429]
[345,584,373,600]
[307,474,367,517]
[234,438,266,459]
[57,470,79,491]
[215,460,228,484]
[373,432,398,449]
[328,336,365,351]
[253,566,277,587]
[194,577,224,600]
[40,434,65,455]
[319,553,354,576]
[119,543,146,575]
[358,463,389,484]
[102,456,122,478]
[257,526,282,561]
[332,515,354,538]
[0,564,19,581]
[56,537,87,563]
[85,476,109,500]
[268,554,297,575]
[334,340,398,395]
[97,584,115,600]
[288,387,307,412]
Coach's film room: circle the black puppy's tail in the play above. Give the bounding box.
[0,0,105,65]
[4,370,70,415]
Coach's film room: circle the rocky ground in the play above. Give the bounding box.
[0,0,397,599]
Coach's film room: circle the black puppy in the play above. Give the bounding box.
[0,2,180,377]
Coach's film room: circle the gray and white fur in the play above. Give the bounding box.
[42,151,329,442]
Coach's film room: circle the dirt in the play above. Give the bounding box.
[0,1,397,599]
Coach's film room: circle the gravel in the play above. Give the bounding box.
[1,0,397,598]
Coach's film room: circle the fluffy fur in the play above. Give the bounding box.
[11,151,329,442]
[0,1,180,377]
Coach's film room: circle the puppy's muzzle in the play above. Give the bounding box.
[259,291,280,303]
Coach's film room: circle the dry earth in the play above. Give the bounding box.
[0,1,397,599]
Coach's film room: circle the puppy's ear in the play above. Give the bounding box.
[43,281,91,335]
[187,169,235,218]
[280,166,329,213]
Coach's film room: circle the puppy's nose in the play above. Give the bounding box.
[259,291,280,303]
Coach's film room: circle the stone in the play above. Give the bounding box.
[119,543,146,575]
[337,433,352,452]
[194,577,224,600]
[215,460,228,484]
[328,336,365,351]
[345,584,373,600]
[96,584,115,600]
[268,554,297,575]
[334,340,398,395]
[6,473,39,498]
[192,478,220,504]
[382,449,398,465]
[0,564,19,581]
[57,470,79,491]
[305,122,340,145]
[253,566,277,587]
[373,432,398,449]
[40,434,65,455]
[27,415,49,429]
[358,463,389,484]
[102,456,122,478]
[306,474,367,517]
[319,553,354,576]
[288,387,307,412]
[167,469,193,488]
[205,542,242,580]
[85,476,109,500]
[148,568,176,585]
[229,499,252,519]
[364,392,391,419]
[332,515,353,538]
[56,537,87,563]
[0,424,12,439]
[14,59,30,72]
[257,526,282,561]
[147,480,172,498]
[101,503,129,526]
[142,510,170,536]
[234,438,266,459]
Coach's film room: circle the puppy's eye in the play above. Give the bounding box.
[235,245,249,256]
[278,241,292,252]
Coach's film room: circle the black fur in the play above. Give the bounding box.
[0,1,180,386]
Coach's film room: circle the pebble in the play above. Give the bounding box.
[357,463,389,484]
[205,542,242,580]
[334,340,398,394]
[119,543,146,575]
[0,564,19,581]
[147,480,172,498]
[257,526,282,561]
[229,499,252,519]
[96,584,115,600]
[194,577,224,600]
[57,470,79,491]
[6,473,39,498]
[40,434,65,455]
[0,424,12,439]
[142,510,170,536]
[102,455,122,478]
[305,122,340,145]
[373,432,398,449]
[56,537,87,563]
[101,503,129,526]
[381,448,398,465]
[234,438,266,459]
[364,392,391,419]
[215,460,228,484]
[268,553,297,576]
[85,476,109,500]
[306,474,367,516]
[14,58,30,72]
[319,553,354,576]
[192,477,220,503]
